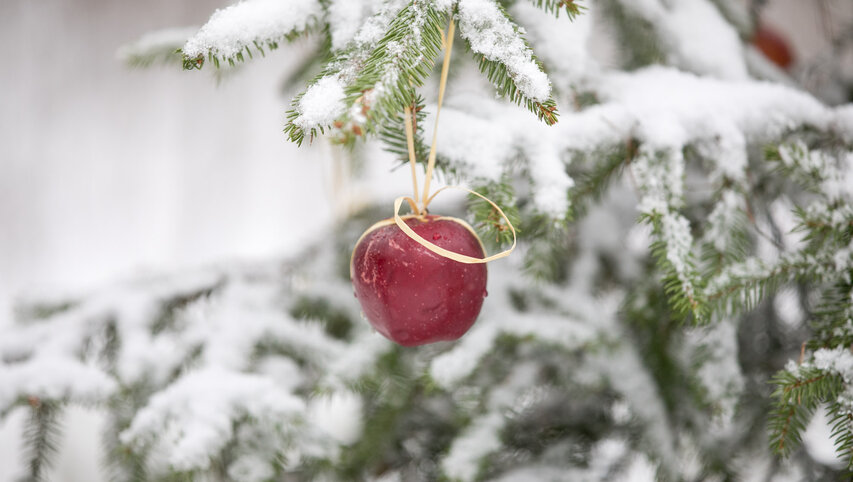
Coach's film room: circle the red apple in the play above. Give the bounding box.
[351,215,487,346]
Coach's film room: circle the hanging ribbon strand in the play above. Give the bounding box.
[403,106,420,214]
[421,17,455,210]
[394,15,516,264]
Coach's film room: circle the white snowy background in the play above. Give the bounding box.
[0,0,850,480]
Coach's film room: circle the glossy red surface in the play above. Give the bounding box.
[351,215,487,346]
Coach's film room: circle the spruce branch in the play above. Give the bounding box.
[829,401,853,468]
[630,148,699,321]
[379,92,445,174]
[468,181,521,249]
[705,256,810,317]
[380,102,459,182]
[180,0,322,70]
[22,399,62,482]
[520,214,571,282]
[766,142,827,192]
[525,0,586,19]
[807,281,853,350]
[700,190,751,275]
[769,367,844,457]
[643,211,708,323]
[342,1,444,130]
[285,0,444,145]
[567,142,631,219]
[457,1,559,125]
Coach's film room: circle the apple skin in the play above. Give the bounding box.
[351,215,487,346]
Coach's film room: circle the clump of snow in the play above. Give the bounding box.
[774,287,804,328]
[432,99,573,218]
[632,148,685,214]
[455,0,552,102]
[432,106,514,181]
[811,348,853,383]
[660,210,699,302]
[182,0,321,60]
[289,0,431,137]
[779,142,853,202]
[0,357,116,411]
[293,76,347,130]
[596,67,829,149]
[177,284,345,371]
[435,65,832,223]
[121,368,305,473]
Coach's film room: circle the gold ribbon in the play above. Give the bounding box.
[393,187,516,264]
[393,16,516,264]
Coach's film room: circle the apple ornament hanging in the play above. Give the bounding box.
[351,213,487,346]
[350,18,516,347]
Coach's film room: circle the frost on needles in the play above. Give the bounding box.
[4,0,853,480]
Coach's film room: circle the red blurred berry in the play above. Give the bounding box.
[753,24,795,70]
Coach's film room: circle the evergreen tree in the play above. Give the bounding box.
[3,0,853,480]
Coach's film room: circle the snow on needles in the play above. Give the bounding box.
[288,0,408,133]
[595,67,829,152]
[0,357,116,411]
[455,0,552,102]
[435,66,833,220]
[182,0,321,61]
[293,76,347,131]
[120,368,304,473]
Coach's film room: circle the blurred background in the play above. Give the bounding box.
[0,0,339,315]
[0,0,851,480]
